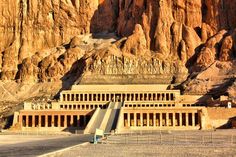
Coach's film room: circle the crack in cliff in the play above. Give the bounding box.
[18,0,24,62]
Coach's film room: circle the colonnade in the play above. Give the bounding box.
[124,103,176,108]
[123,111,199,128]
[59,104,108,110]
[19,114,91,128]
[61,92,176,102]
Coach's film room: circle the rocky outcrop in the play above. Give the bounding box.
[0,0,236,97]
[0,0,98,80]
[196,30,228,68]
[121,24,149,56]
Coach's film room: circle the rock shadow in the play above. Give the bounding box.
[53,57,86,99]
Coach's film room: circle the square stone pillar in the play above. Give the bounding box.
[140,113,143,127]
[32,115,35,127]
[147,113,150,127]
[70,115,73,126]
[160,113,162,127]
[77,115,80,127]
[159,94,162,101]
[153,113,156,127]
[39,115,41,127]
[19,115,22,128]
[179,113,182,126]
[45,115,48,127]
[192,113,195,126]
[134,113,137,127]
[166,113,169,126]
[186,113,189,126]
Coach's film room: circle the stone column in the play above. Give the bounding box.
[82,94,84,101]
[179,113,182,126]
[134,113,137,127]
[39,115,41,127]
[192,113,195,126]
[140,113,143,127]
[32,115,35,127]
[70,115,73,127]
[160,113,162,127]
[166,113,169,126]
[19,115,22,128]
[52,115,54,127]
[159,94,162,101]
[186,113,189,127]
[45,115,48,127]
[127,113,130,127]
[26,116,29,127]
[147,113,150,127]
[153,113,156,127]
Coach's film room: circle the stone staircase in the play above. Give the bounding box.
[84,101,123,134]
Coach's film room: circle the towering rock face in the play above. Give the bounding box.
[0,0,236,97]
[116,0,236,65]
[0,0,98,80]
[116,0,202,60]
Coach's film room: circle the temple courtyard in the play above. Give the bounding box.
[43,130,236,157]
[1,130,235,157]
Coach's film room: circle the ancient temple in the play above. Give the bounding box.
[12,84,236,133]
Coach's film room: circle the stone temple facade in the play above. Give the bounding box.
[12,84,236,133]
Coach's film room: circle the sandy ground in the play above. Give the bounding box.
[0,134,92,157]
[46,130,236,157]
[0,134,64,146]
[52,144,236,157]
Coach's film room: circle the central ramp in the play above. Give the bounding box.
[84,102,123,134]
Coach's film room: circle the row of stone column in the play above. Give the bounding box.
[124,112,199,127]
[20,114,90,128]
[60,104,107,110]
[62,92,175,102]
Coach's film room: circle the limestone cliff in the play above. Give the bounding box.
[0,0,236,100]
[0,0,98,80]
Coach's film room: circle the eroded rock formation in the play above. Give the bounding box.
[0,0,235,99]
